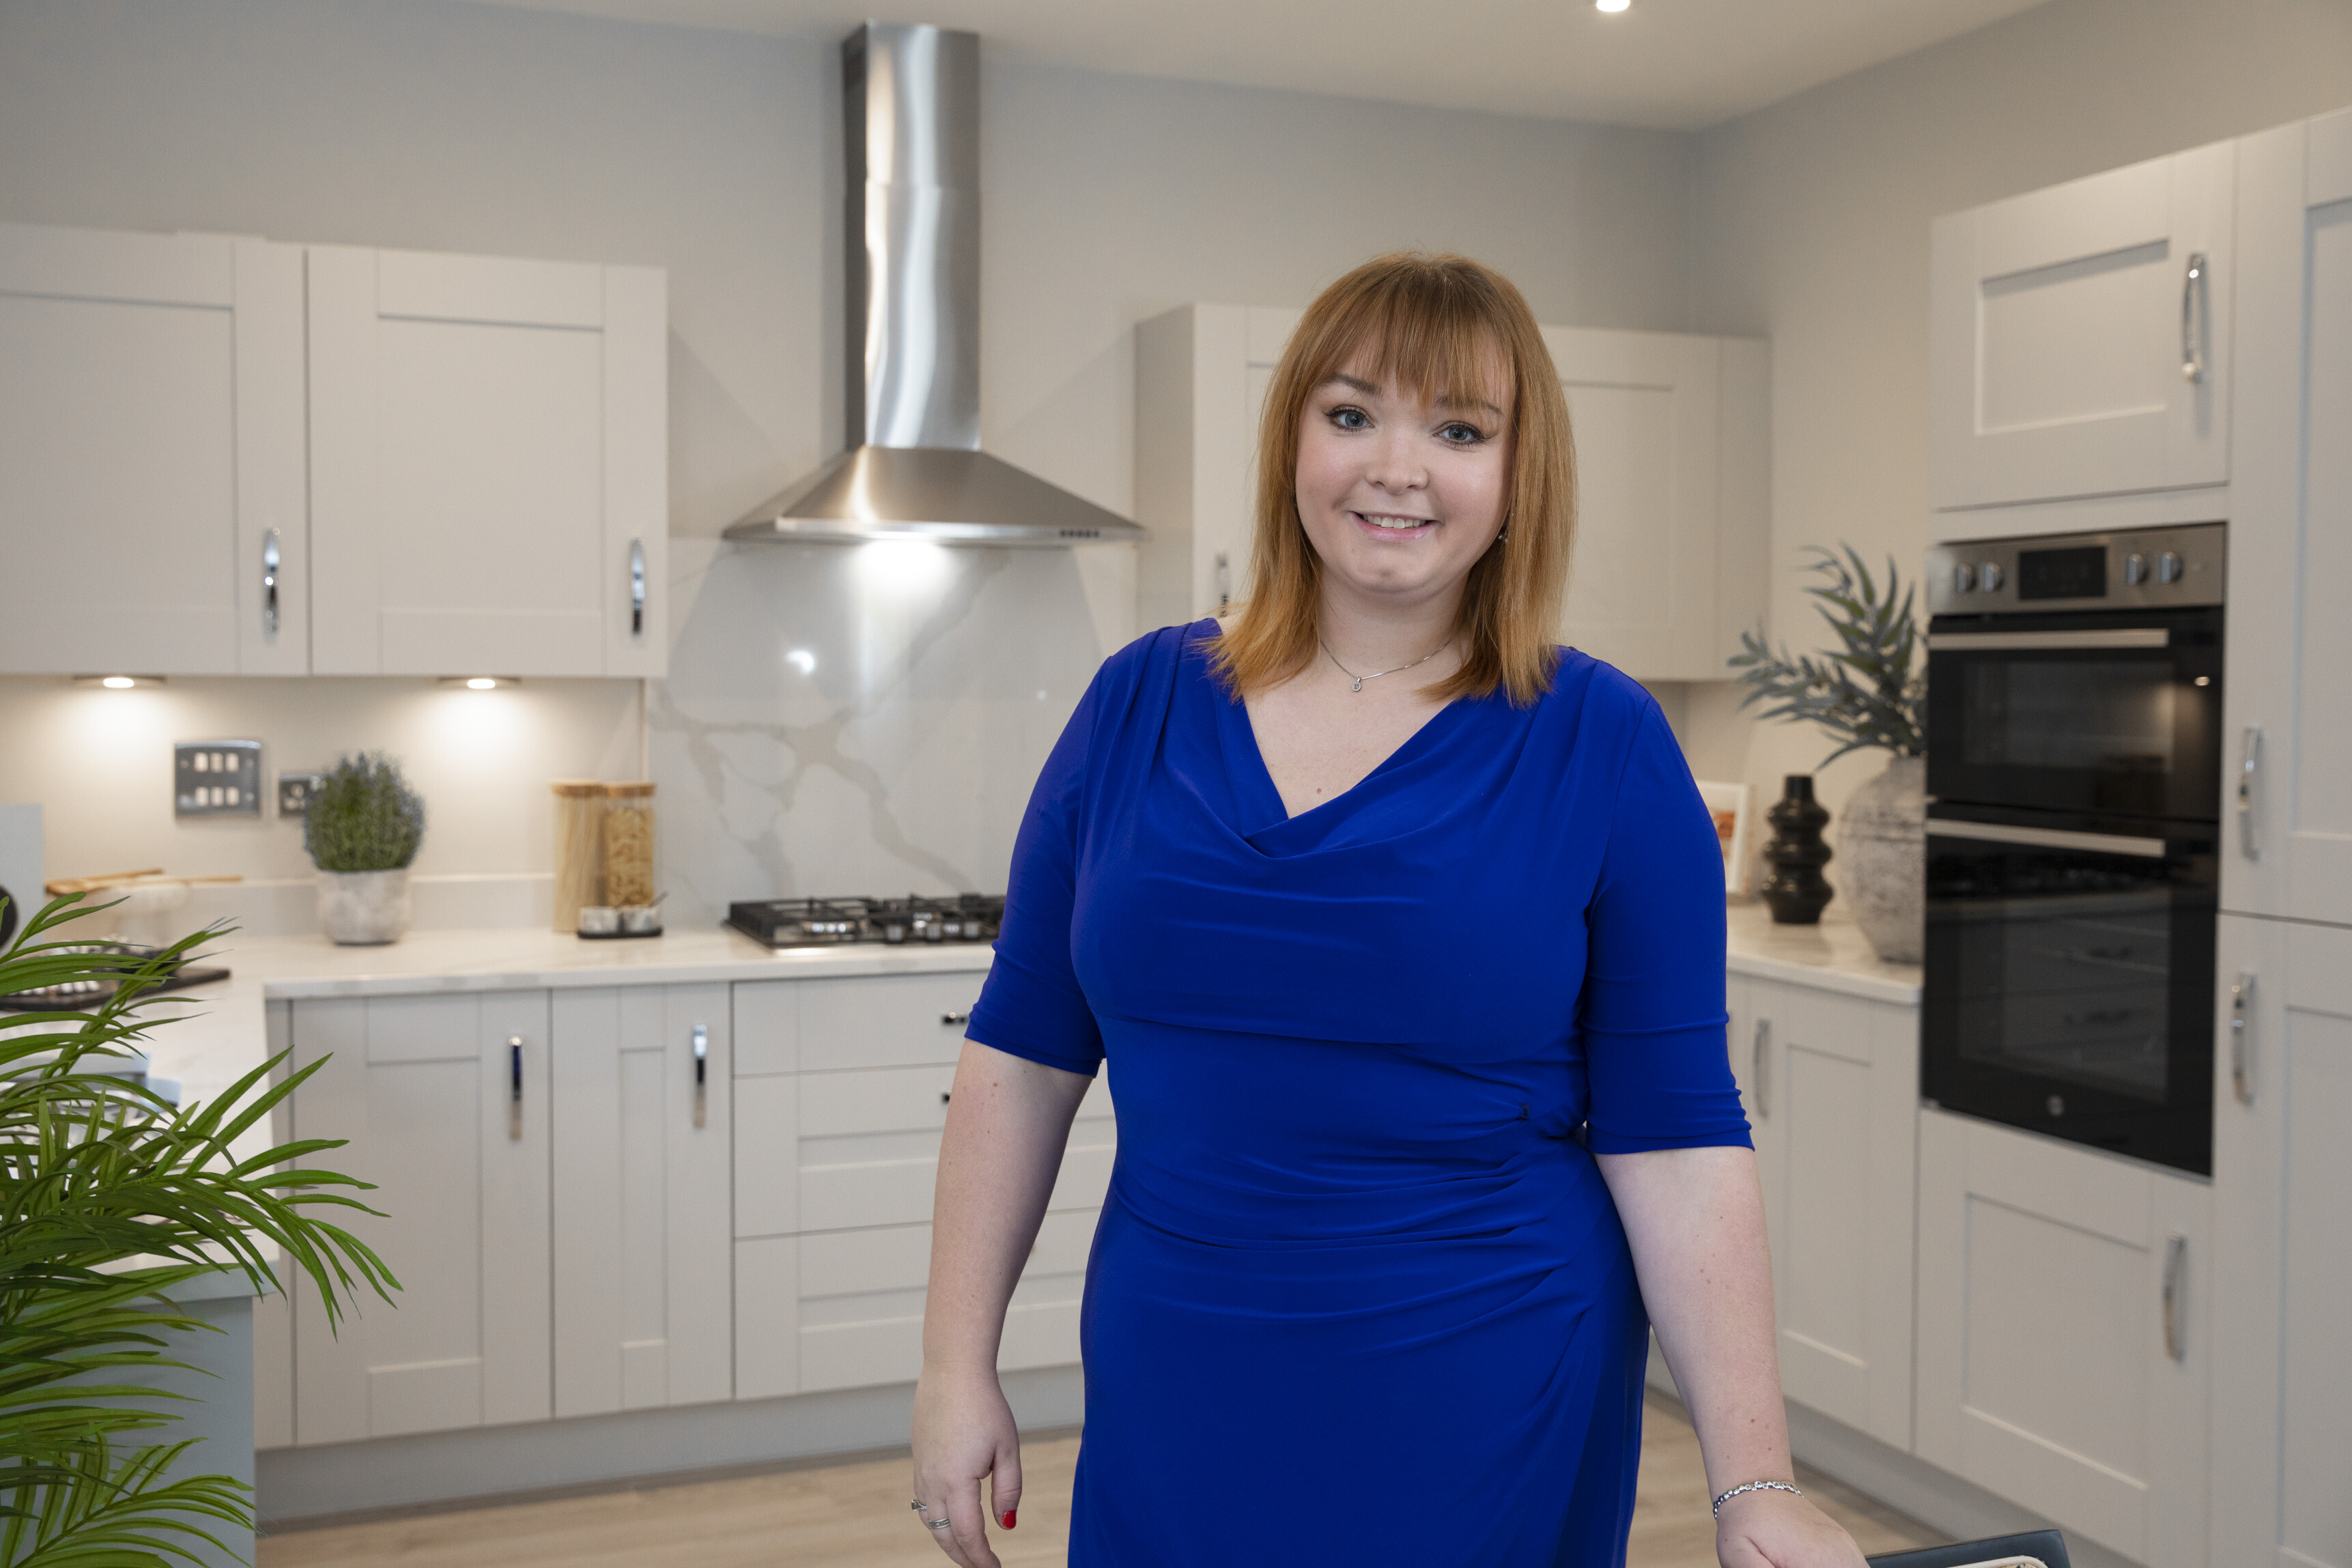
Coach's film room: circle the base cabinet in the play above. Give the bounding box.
[2213,915,2352,1568]
[287,992,554,1444]
[1915,1108,2209,1568]
[550,984,734,1416]
[1727,973,1918,1450]
[729,967,1109,1399]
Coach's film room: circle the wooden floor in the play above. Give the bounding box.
[259,1391,1941,1567]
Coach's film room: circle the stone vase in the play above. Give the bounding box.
[1839,755,1927,964]
[317,868,412,945]
[1761,775,1835,924]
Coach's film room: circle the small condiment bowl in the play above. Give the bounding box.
[618,904,663,935]
[577,906,620,937]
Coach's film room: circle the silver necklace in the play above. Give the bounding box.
[1319,636,1450,694]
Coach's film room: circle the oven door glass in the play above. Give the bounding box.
[1923,815,2215,1175]
[1927,608,2222,820]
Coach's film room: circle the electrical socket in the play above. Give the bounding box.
[277,773,323,817]
[175,741,263,818]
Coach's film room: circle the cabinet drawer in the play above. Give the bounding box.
[795,1212,1096,1393]
[799,971,989,1070]
[733,981,799,1077]
[801,1063,956,1137]
[799,1100,1115,1232]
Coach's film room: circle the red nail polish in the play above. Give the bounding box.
[1002,1509,1017,1529]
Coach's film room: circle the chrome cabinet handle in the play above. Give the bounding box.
[261,529,281,636]
[1214,552,1232,612]
[941,1012,970,1027]
[2161,1234,2188,1361]
[2181,251,2208,384]
[1752,1018,1771,1119]
[692,1023,709,1130]
[2239,727,2263,860]
[508,1036,524,1141]
[629,539,647,636]
[2230,973,2254,1106]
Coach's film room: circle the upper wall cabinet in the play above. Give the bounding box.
[309,246,667,678]
[0,223,307,675]
[1135,305,1768,683]
[1929,142,2234,519]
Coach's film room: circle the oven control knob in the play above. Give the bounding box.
[2156,550,2184,584]
[1952,563,1976,594]
[2123,552,2149,586]
[1980,562,2004,592]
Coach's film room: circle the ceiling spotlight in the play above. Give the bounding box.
[437,676,520,690]
[1596,0,1630,11]
[72,674,165,689]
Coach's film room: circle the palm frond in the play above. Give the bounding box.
[1727,544,1928,764]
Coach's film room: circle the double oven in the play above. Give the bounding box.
[1921,524,2223,1175]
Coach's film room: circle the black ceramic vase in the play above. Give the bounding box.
[1761,774,1834,925]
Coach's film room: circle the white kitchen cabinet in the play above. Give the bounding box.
[0,223,307,675]
[1929,141,2234,515]
[1134,304,1768,681]
[2212,915,2352,1568]
[728,967,1111,1399]
[287,992,553,1444]
[307,244,666,678]
[1726,974,1918,1451]
[2224,109,2352,926]
[1915,1107,2209,1568]
[550,984,733,1417]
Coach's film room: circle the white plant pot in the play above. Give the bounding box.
[1838,756,1926,965]
[317,868,412,946]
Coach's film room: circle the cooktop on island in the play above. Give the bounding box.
[726,894,1004,950]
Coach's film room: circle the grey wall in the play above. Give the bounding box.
[1683,0,2352,832]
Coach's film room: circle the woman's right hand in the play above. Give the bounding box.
[911,1363,1023,1568]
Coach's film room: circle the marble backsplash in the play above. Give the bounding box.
[651,537,1139,931]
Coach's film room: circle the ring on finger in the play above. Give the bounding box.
[926,1516,954,1531]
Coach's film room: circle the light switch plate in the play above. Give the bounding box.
[277,773,322,817]
[175,741,263,818]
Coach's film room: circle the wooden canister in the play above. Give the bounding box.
[552,780,606,932]
[603,782,656,908]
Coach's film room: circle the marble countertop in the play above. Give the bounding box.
[1725,902,1921,1006]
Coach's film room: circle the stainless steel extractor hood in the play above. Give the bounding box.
[726,23,1142,549]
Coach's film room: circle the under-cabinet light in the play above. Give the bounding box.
[437,676,521,691]
[72,674,166,689]
[1596,0,1630,11]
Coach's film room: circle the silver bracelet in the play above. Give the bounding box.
[1712,1479,1803,1517]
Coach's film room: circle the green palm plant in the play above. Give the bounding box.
[0,893,397,1566]
[1728,544,1928,764]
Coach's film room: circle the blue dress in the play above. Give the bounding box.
[966,621,1751,1567]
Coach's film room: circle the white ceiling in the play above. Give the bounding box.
[452,0,2053,130]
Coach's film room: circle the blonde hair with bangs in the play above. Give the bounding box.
[1209,252,1576,708]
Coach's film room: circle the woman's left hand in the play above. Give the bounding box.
[1714,1487,1869,1568]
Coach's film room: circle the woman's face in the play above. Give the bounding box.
[1294,352,1514,614]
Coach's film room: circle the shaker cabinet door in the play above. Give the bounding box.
[2211,915,2352,1568]
[1929,141,2233,511]
[551,984,735,1417]
[288,992,553,1444]
[0,223,306,674]
[1915,1109,2209,1568]
[2226,109,2352,926]
[1740,978,1917,1451]
[307,244,665,677]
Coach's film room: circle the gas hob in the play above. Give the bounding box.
[725,894,1003,950]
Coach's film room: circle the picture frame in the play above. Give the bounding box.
[1695,780,1753,898]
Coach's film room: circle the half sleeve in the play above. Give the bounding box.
[1577,702,1753,1154]
[964,677,1107,1077]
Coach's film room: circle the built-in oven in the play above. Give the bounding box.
[1921,523,2224,1175]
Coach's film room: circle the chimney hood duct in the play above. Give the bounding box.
[726,23,1144,549]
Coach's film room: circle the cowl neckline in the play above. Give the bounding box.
[1189,621,1494,857]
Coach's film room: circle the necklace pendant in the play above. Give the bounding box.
[1350,677,1363,693]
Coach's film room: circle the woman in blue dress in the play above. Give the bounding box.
[909,253,1869,1568]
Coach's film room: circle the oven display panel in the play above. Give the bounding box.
[2017,545,2108,601]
